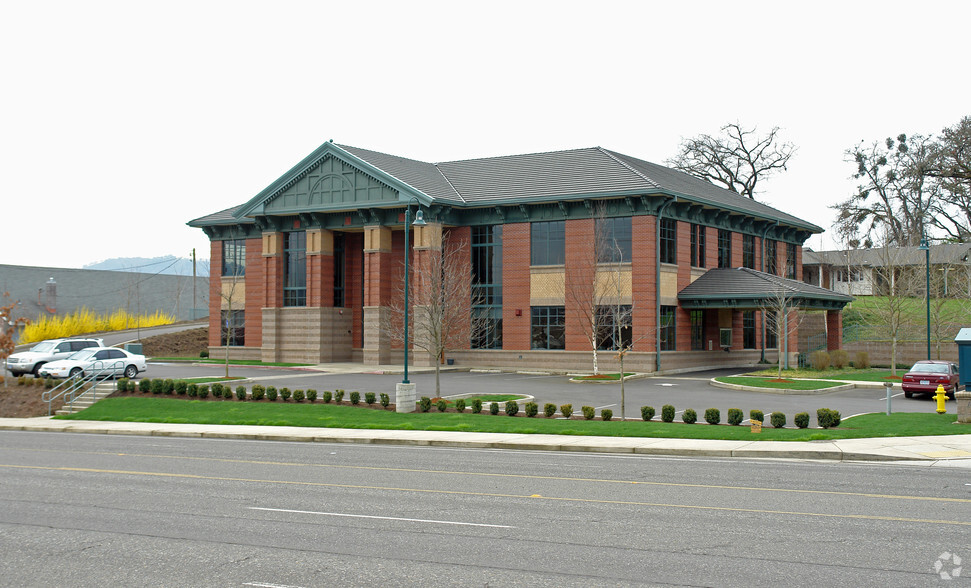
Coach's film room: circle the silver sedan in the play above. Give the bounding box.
[38,347,147,379]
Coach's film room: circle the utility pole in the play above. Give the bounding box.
[192,248,197,320]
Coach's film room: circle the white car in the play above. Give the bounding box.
[38,347,146,380]
[5,338,105,376]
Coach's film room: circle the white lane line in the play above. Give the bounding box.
[244,583,307,588]
[248,507,515,529]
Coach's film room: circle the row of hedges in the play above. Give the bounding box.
[642,405,841,429]
[117,379,391,407]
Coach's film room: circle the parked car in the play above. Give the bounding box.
[38,347,146,380]
[901,360,959,399]
[4,338,105,376]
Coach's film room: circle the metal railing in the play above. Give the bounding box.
[42,360,125,416]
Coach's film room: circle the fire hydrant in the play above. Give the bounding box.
[934,384,948,414]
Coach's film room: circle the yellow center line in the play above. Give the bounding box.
[2,463,969,528]
[13,448,970,504]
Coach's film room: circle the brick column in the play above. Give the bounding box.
[675,221,691,351]
[208,240,223,348]
[363,225,393,365]
[262,232,284,308]
[244,237,264,348]
[306,228,335,308]
[565,218,595,352]
[411,222,443,367]
[502,223,531,351]
[826,309,842,351]
[631,215,656,352]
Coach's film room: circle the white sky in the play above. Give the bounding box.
[2,0,968,269]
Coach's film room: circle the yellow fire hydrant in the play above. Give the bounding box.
[934,384,948,414]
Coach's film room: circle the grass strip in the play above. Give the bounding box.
[151,358,312,367]
[716,376,846,390]
[745,368,901,382]
[572,373,635,381]
[55,397,963,441]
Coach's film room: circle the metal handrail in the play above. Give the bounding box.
[42,360,125,416]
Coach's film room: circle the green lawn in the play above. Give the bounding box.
[571,373,635,381]
[745,368,900,382]
[55,397,965,441]
[716,376,847,390]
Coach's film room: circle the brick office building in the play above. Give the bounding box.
[188,141,851,373]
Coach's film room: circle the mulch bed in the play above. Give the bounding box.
[0,382,65,417]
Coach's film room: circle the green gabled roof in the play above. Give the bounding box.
[189,141,824,234]
[678,268,853,310]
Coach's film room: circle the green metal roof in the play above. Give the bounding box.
[678,267,853,310]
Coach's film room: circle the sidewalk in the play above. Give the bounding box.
[2,416,970,466]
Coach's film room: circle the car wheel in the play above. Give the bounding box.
[69,367,82,378]
[32,363,44,376]
[904,391,913,398]
[124,365,138,379]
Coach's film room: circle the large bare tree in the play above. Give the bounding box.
[667,122,796,199]
[928,116,971,242]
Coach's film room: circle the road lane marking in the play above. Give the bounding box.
[9,450,970,505]
[2,463,969,528]
[248,507,514,528]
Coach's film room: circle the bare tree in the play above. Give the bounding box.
[928,260,966,360]
[667,122,796,199]
[864,243,921,375]
[927,116,971,242]
[385,231,485,398]
[218,239,245,379]
[1,292,29,369]
[758,281,806,378]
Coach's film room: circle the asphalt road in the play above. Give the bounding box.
[146,362,949,426]
[0,431,967,586]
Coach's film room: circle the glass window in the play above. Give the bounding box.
[596,217,632,263]
[743,234,755,269]
[472,225,503,349]
[284,231,306,307]
[659,218,677,264]
[743,311,756,349]
[222,239,246,277]
[765,239,777,275]
[690,310,704,350]
[786,243,797,279]
[659,306,676,351]
[530,221,565,266]
[718,230,732,268]
[765,311,778,349]
[596,305,632,350]
[690,224,706,268]
[531,306,565,350]
[220,309,245,346]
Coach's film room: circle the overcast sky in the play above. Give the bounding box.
[2,0,968,270]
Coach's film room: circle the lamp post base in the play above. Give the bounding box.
[395,383,417,413]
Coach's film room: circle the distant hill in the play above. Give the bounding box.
[83,256,210,277]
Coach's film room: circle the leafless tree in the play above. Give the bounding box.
[758,281,806,378]
[1,292,29,370]
[385,231,485,398]
[667,122,796,199]
[218,239,245,379]
[864,242,921,375]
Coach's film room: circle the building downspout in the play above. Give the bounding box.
[655,196,676,373]
[759,221,778,364]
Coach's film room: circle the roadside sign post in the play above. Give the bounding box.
[885,381,892,415]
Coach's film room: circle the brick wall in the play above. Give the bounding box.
[502,223,531,350]
[631,215,657,352]
[208,240,222,347]
[675,221,691,350]
[245,236,264,347]
[565,218,595,351]
[346,233,364,348]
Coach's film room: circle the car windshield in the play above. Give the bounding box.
[30,342,55,352]
[910,362,948,374]
[67,349,99,361]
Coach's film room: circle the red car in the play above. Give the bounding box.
[901,360,959,399]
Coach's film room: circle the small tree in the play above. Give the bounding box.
[218,235,246,379]
[0,292,29,367]
[759,279,806,378]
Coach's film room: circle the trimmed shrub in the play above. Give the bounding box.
[454,398,466,412]
[162,379,174,395]
[379,393,390,408]
[418,396,432,412]
[854,351,870,369]
[601,408,612,421]
[770,412,786,428]
[727,408,743,426]
[138,378,152,393]
[436,398,448,412]
[682,409,697,424]
[750,409,764,424]
[251,385,265,401]
[830,349,849,369]
[524,401,538,417]
[560,404,573,419]
[187,383,198,397]
[200,350,209,358]
[335,390,345,403]
[223,386,233,399]
[810,350,830,371]
[175,380,188,395]
[505,400,519,416]
[704,408,721,425]
[350,391,361,405]
[581,406,595,420]
[489,401,500,415]
[544,403,557,418]
[211,383,224,398]
[266,387,277,401]
[306,389,317,402]
[817,408,841,429]
[117,378,129,391]
[364,392,376,406]
[794,412,810,429]
[198,385,209,399]
[235,386,246,400]
[641,406,655,421]
[661,404,675,423]
[470,398,482,414]
[280,387,291,401]
[323,391,332,403]
[293,389,305,402]
[151,379,165,395]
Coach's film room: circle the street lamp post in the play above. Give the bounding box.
[919,236,931,360]
[395,200,425,412]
